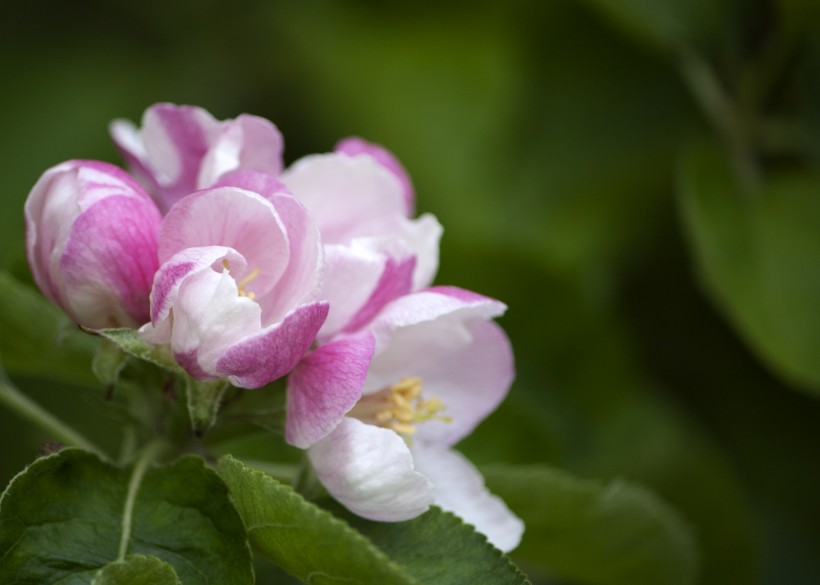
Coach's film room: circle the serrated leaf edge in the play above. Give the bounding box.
[218,455,420,585]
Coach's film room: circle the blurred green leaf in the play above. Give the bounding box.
[482,464,698,585]
[579,0,727,51]
[0,449,253,584]
[680,144,820,394]
[274,2,692,279]
[218,455,417,584]
[92,555,181,585]
[0,271,98,386]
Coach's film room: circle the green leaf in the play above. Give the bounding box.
[186,377,230,436]
[92,555,181,585]
[481,464,698,585]
[579,0,726,51]
[92,339,130,387]
[0,271,98,385]
[0,449,253,584]
[218,455,417,585]
[339,506,531,585]
[680,144,820,393]
[220,456,530,585]
[90,327,182,374]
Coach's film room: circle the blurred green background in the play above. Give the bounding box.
[2,1,820,583]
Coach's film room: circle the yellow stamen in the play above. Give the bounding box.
[237,267,261,298]
[349,376,451,439]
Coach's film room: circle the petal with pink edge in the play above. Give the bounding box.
[412,445,524,553]
[215,301,329,389]
[198,114,283,188]
[281,153,406,244]
[335,136,415,215]
[139,103,220,208]
[343,251,416,335]
[158,187,290,300]
[25,160,157,313]
[60,196,161,328]
[366,286,507,353]
[309,417,434,521]
[317,240,415,337]
[149,245,246,325]
[286,333,376,448]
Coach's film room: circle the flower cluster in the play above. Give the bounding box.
[25,103,523,551]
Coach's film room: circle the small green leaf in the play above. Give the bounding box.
[218,455,417,585]
[0,449,253,584]
[339,506,531,585]
[186,377,230,436]
[482,464,698,585]
[680,144,820,394]
[91,327,182,374]
[0,271,98,385]
[92,555,181,585]
[92,339,129,387]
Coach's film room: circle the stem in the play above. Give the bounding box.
[0,379,105,458]
[118,440,164,561]
[678,46,761,196]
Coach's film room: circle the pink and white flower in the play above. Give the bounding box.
[140,180,327,389]
[25,160,162,329]
[110,103,283,213]
[280,140,442,338]
[286,286,524,552]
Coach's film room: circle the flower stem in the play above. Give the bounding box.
[678,46,761,196]
[0,378,105,458]
[118,440,164,560]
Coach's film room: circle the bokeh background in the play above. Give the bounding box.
[2,1,820,583]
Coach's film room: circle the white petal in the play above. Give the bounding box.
[309,418,434,521]
[412,446,524,553]
[281,153,406,244]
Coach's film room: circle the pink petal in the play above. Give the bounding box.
[215,301,329,388]
[412,446,524,553]
[25,160,160,327]
[343,253,416,334]
[335,137,415,215]
[308,418,434,521]
[60,195,161,328]
[149,246,246,325]
[214,170,286,200]
[257,191,324,323]
[209,172,324,320]
[286,333,376,448]
[169,262,260,364]
[158,187,290,301]
[366,287,507,353]
[198,114,283,188]
[316,241,414,338]
[281,153,406,244]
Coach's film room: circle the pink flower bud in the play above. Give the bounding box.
[25,160,162,328]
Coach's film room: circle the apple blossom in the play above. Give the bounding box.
[25,160,161,328]
[280,141,442,337]
[110,103,283,213]
[140,181,327,389]
[287,286,524,552]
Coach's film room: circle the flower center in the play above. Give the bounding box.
[222,260,260,300]
[350,376,451,437]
